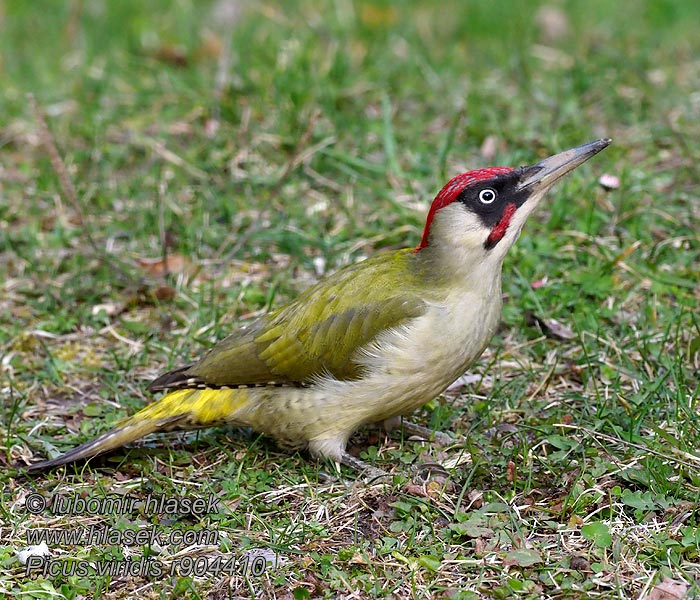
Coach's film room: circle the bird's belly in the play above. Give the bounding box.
[302,292,501,432]
[237,292,501,447]
[238,385,354,448]
[236,372,449,449]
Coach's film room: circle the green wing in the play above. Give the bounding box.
[152,249,426,388]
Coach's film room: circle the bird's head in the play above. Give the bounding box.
[416,139,611,268]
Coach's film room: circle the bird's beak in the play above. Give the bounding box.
[516,138,612,193]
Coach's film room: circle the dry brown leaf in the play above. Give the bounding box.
[197,30,223,60]
[152,45,188,67]
[349,552,368,565]
[569,555,592,572]
[405,472,455,498]
[467,489,484,510]
[153,285,177,301]
[526,311,575,340]
[506,460,516,482]
[641,577,688,600]
[136,254,189,276]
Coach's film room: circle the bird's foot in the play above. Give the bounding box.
[310,438,390,482]
[384,417,454,447]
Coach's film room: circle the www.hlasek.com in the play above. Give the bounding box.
[25,553,269,578]
[26,524,218,548]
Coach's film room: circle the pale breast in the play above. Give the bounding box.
[308,284,504,429]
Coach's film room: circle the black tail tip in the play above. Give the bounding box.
[24,444,110,472]
[25,456,78,472]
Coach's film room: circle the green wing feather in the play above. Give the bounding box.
[152,249,427,388]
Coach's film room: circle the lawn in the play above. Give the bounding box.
[1,1,699,598]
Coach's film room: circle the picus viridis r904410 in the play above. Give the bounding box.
[29,139,611,475]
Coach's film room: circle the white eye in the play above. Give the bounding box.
[478,188,497,204]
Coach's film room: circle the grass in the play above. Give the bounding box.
[1,0,699,598]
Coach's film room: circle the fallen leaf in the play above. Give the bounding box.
[197,30,223,60]
[467,489,484,509]
[349,552,367,565]
[153,285,177,301]
[641,577,688,600]
[136,254,189,277]
[569,556,591,572]
[540,317,575,340]
[525,311,575,340]
[152,45,189,67]
[404,477,454,499]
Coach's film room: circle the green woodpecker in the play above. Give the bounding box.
[28,139,611,475]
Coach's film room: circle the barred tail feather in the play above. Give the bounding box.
[27,387,251,471]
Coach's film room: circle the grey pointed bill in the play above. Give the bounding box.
[517,138,612,192]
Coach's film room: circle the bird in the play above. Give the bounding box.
[27,138,611,476]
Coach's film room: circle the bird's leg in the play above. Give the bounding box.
[383,416,453,447]
[309,437,389,481]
